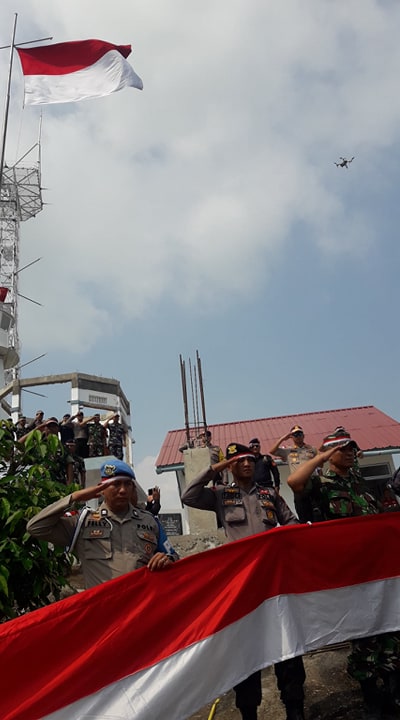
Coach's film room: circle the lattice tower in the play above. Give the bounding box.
[0,160,42,380]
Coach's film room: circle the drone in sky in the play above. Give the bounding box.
[334,156,355,169]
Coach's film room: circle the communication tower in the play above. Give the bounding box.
[0,152,42,392]
[0,13,45,403]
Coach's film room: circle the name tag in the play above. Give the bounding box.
[222,488,243,506]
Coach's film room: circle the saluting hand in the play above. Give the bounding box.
[317,444,347,464]
[70,483,105,504]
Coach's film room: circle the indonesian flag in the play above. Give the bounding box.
[2,513,400,720]
[16,39,143,106]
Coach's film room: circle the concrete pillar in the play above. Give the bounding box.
[181,447,218,534]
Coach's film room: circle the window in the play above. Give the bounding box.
[88,394,107,405]
[360,463,391,480]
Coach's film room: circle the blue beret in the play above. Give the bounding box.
[100,460,136,484]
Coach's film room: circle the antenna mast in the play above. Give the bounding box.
[0,13,17,192]
[0,14,47,391]
[179,350,209,445]
[179,354,190,445]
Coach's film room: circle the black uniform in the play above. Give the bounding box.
[253,453,280,489]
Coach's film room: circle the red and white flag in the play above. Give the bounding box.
[2,512,400,720]
[16,39,143,106]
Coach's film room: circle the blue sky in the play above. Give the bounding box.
[1,1,400,508]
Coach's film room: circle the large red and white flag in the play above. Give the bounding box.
[2,512,400,720]
[16,39,143,106]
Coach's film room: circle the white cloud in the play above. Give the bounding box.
[3,0,400,354]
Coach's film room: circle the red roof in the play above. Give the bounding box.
[156,406,400,472]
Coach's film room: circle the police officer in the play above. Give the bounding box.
[287,430,400,719]
[181,442,306,720]
[249,437,280,491]
[269,426,318,522]
[27,459,178,589]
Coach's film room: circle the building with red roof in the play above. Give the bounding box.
[156,406,400,534]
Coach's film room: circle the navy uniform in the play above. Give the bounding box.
[181,442,305,720]
[249,438,280,490]
[253,454,280,489]
[27,460,178,589]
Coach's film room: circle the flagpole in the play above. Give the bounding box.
[0,37,53,51]
[0,12,18,192]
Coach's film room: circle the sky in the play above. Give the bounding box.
[1,0,400,510]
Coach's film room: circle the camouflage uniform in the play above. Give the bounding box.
[50,445,74,485]
[87,422,107,457]
[307,468,400,693]
[70,453,85,487]
[108,422,125,460]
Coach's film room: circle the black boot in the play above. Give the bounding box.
[285,703,305,720]
[359,679,383,720]
[239,707,258,720]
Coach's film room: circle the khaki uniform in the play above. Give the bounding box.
[27,495,177,589]
[274,443,318,523]
[181,466,298,540]
[274,443,317,473]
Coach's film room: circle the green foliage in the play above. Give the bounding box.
[0,421,79,621]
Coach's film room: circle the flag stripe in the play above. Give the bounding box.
[20,51,143,105]
[43,577,400,720]
[17,40,132,75]
[2,513,400,720]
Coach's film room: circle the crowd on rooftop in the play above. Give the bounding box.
[11,409,127,486]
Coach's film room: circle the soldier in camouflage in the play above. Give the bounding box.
[65,440,86,487]
[104,413,126,460]
[287,429,400,719]
[87,414,107,457]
